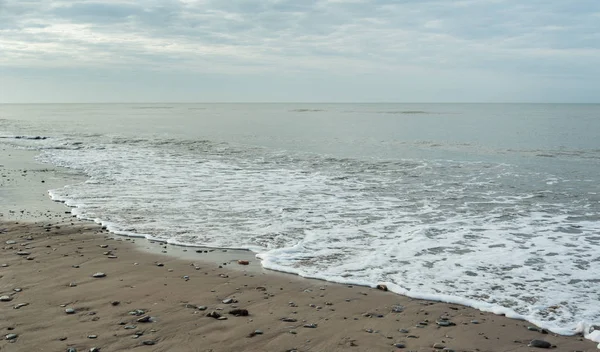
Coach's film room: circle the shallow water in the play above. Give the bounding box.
[1,103,599,341]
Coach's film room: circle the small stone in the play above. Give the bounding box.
[67,348,77,352]
[65,308,76,314]
[217,316,228,320]
[111,301,120,306]
[237,260,249,265]
[13,288,22,292]
[436,320,454,327]
[365,329,374,333]
[124,325,137,329]
[5,333,18,340]
[13,303,29,309]
[281,317,297,322]
[433,343,446,349]
[16,251,30,256]
[107,255,118,259]
[222,298,236,304]
[399,329,410,333]
[207,311,221,319]
[394,343,406,348]
[254,330,263,335]
[197,306,207,311]
[142,340,156,345]
[69,282,77,287]
[99,244,108,248]
[528,339,552,348]
[88,335,98,339]
[0,295,13,302]
[303,323,317,328]
[90,348,100,352]
[156,263,164,267]
[376,284,388,291]
[229,309,249,316]
[92,272,106,278]
[137,315,152,323]
[471,320,479,324]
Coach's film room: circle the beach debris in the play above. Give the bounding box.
[92,272,106,278]
[393,343,406,348]
[222,298,237,304]
[376,284,388,291]
[229,309,249,316]
[237,260,249,265]
[13,303,29,309]
[0,295,13,302]
[528,339,553,348]
[16,251,30,256]
[5,333,18,340]
[90,347,101,352]
[5,240,16,245]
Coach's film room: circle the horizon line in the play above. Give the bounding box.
[1,102,599,105]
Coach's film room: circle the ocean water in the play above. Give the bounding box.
[1,103,599,343]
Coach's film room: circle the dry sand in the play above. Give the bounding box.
[1,148,597,352]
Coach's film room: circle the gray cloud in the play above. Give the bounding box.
[1,0,599,102]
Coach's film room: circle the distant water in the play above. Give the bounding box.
[1,103,599,342]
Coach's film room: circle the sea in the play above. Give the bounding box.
[1,103,599,343]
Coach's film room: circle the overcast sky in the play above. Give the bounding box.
[1,0,599,103]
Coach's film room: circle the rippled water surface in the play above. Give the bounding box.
[1,103,599,340]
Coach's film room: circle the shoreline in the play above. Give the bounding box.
[1,146,599,351]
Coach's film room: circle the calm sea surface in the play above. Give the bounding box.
[1,103,599,339]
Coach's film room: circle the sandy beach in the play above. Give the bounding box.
[1,148,598,352]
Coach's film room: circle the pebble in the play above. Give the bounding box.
[207,311,221,319]
[0,295,13,302]
[238,260,250,265]
[137,316,152,323]
[5,333,18,340]
[217,316,228,320]
[142,340,156,345]
[67,348,77,352]
[303,324,318,328]
[92,272,106,278]
[528,339,552,348]
[436,320,454,327]
[65,308,76,314]
[124,325,137,329]
[433,343,446,349]
[393,343,406,348]
[13,303,29,309]
[88,335,98,339]
[222,298,236,304]
[281,317,297,322]
[5,240,16,245]
[197,306,207,311]
[90,348,100,352]
[69,282,77,287]
[16,251,30,256]
[156,263,164,267]
[229,309,249,316]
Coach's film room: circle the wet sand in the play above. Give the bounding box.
[1,148,597,352]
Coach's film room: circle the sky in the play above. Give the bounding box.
[0,0,599,103]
